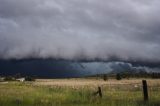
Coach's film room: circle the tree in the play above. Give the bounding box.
[14,73,21,79]
[116,73,122,80]
[4,76,15,81]
[25,76,35,81]
[103,74,108,81]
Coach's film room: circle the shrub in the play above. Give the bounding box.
[116,74,122,80]
[4,76,15,81]
[103,74,108,81]
[14,73,21,79]
[25,76,35,81]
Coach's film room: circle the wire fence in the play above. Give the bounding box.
[92,80,160,101]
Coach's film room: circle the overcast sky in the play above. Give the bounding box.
[0,0,160,62]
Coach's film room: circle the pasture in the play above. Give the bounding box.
[0,78,160,106]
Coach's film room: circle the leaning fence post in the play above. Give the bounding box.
[98,86,102,98]
[93,86,102,98]
[142,80,149,101]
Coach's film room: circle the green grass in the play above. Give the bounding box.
[0,81,160,106]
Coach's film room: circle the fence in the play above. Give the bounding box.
[93,80,160,102]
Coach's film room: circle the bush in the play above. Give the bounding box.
[0,77,4,82]
[103,74,108,81]
[25,76,35,81]
[14,73,21,79]
[116,74,122,80]
[4,76,15,81]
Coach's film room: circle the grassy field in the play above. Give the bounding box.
[0,79,160,106]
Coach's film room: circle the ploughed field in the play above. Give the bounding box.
[0,78,160,106]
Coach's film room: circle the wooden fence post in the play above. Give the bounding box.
[93,86,102,98]
[98,86,102,98]
[142,80,149,101]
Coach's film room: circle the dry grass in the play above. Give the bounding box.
[34,78,160,87]
[0,78,160,106]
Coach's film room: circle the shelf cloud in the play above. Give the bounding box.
[0,0,160,62]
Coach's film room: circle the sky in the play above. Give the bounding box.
[0,0,160,62]
[0,0,160,77]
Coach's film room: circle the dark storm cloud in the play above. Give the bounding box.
[0,59,159,77]
[0,0,160,62]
